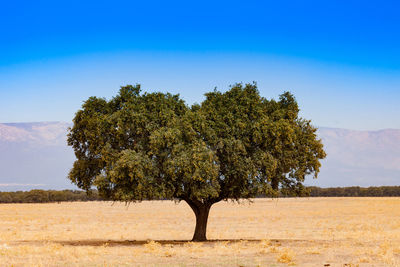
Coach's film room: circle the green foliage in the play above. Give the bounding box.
[68,83,326,203]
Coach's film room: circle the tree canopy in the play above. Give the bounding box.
[68,83,326,241]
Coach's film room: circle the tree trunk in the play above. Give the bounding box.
[185,200,212,241]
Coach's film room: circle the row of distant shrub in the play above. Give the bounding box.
[0,190,102,203]
[307,186,400,197]
[1,186,400,203]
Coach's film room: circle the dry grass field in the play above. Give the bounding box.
[0,197,399,266]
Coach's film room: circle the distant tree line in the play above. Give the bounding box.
[0,190,102,203]
[307,186,400,197]
[1,186,400,203]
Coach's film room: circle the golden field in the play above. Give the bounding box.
[0,198,399,266]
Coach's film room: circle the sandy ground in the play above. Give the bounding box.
[0,197,399,266]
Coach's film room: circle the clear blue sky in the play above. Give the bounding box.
[1,0,399,130]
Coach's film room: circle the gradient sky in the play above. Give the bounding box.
[1,0,399,130]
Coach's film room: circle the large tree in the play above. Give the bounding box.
[68,83,326,241]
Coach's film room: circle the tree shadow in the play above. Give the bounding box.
[10,238,326,247]
[54,239,266,246]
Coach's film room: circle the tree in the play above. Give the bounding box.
[68,83,326,241]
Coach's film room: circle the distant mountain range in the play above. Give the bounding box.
[0,122,75,191]
[309,127,400,187]
[0,122,399,191]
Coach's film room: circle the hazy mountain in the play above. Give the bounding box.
[0,122,76,191]
[0,122,399,191]
[305,127,400,187]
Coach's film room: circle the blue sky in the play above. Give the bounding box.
[1,0,399,130]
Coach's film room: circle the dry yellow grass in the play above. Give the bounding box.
[0,197,399,266]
